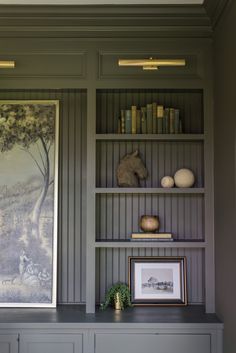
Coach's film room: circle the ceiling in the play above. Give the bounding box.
[0,0,204,4]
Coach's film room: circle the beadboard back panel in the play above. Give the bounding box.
[96,140,204,188]
[96,248,205,305]
[96,89,204,134]
[0,89,87,304]
[96,194,204,241]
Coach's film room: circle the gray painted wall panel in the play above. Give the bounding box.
[0,89,87,304]
[96,141,204,187]
[96,194,204,240]
[214,0,236,351]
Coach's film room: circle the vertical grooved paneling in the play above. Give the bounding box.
[97,141,204,188]
[96,194,204,240]
[96,248,204,305]
[0,89,87,304]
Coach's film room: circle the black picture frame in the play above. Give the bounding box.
[129,256,187,306]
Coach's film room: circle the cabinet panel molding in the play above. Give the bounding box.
[20,334,83,353]
[95,333,211,353]
[0,334,18,353]
[98,51,203,80]
[0,51,87,79]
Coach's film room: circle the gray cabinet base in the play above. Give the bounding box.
[0,306,223,353]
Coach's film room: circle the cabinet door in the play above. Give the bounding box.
[95,333,211,353]
[20,334,83,353]
[0,334,18,353]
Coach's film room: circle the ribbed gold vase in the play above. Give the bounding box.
[114,292,121,310]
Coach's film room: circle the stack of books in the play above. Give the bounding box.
[117,104,183,134]
[131,233,173,241]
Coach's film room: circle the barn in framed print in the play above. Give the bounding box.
[0,100,59,307]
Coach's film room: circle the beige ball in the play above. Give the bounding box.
[174,168,195,188]
[161,176,175,188]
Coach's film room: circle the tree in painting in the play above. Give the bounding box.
[0,102,57,305]
[0,104,55,239]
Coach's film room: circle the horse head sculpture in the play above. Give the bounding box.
[117,150,148,187]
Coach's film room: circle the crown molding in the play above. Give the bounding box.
[203,0,231,28]
[0,4,212,38]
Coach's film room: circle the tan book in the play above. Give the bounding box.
[131,233,172,239]
[157,105,164,134]
[157,105,164,118]
[131,105,137,134]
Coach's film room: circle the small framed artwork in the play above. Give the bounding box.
[129,257,187,306]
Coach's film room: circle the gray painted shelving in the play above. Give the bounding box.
[96,134,205,141]
[95,188,205,193]
[86,85,214,314]
[95,240,206,248]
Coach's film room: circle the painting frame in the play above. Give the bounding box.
[0,100,59,308]
[129,257,187,306]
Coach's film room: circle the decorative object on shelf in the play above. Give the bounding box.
[0,100,59,307]
[0,60,15,69]
[114,292,122,310]
[118,57,186,71]
[117,150,148,187]
[101,283,132,310]
[129,257,187,306]
[174,168,195,188]
[140,215,160,233]
[161,176,175,188]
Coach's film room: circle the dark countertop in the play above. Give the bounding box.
[0,305,223,329]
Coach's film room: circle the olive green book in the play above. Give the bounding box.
[146,103,153,134]
[141,107,147,134]
[152,102,157,134]
[131,105,137,134]
[120,109,125,134]
[170,108,175,134]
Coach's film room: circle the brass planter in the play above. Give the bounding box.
[114,292,122,310]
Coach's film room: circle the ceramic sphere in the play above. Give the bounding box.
[161,176,175,188]
[140,215,160,233]
[174,168,195,188]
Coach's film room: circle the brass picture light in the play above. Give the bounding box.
[0,61,15,69]
[118,57,186,70]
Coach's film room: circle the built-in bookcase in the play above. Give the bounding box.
[86,87,213,313]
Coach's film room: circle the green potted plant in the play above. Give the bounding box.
[101,283,132,310]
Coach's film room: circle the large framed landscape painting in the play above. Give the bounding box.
[0,100,59,307]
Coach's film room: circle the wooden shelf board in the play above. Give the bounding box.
[95,240,206,248]
[96,134,205,141]
[95,187,205,194]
